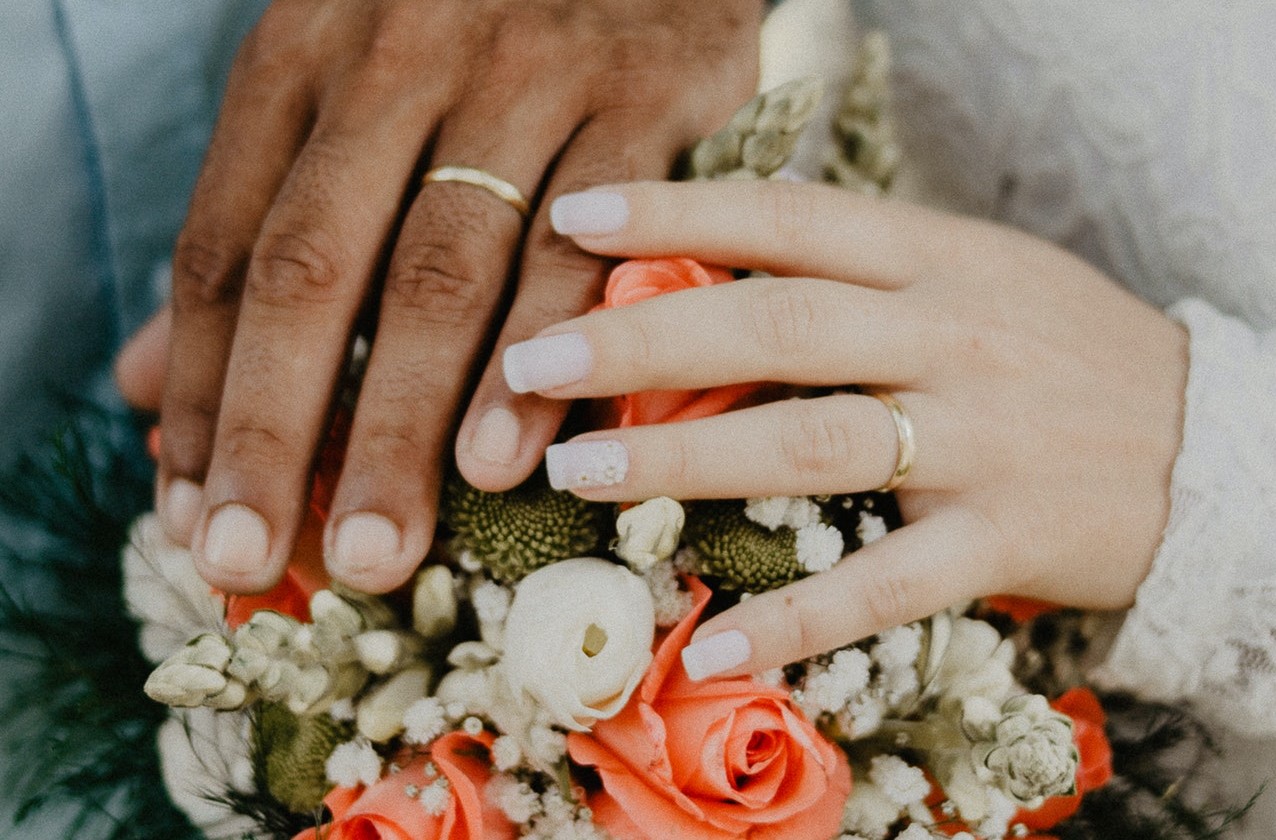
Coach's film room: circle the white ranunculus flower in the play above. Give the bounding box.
[501,557,655,731]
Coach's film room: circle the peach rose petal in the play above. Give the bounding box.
[569,577,852,840]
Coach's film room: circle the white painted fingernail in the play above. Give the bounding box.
[550,191,629,236]
[202,504,270,577]
[545,440,628,490]
[331,512,402,577]
[681,630,752,681]
[503,332,593,394]
[469,406,521,466]
[161,478,203,545]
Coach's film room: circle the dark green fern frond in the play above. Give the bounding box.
[0,407,200,840]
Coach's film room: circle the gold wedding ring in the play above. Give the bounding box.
[422,165,530,217]
[870,392,915,492]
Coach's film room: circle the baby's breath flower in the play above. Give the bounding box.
[872,625,922,671]
[744,495,821,530]
[856,511,888,545]
[796,522,845,572]
[867,755,931,807]
[897,826,935,840]
[418,778,451,816]
[325,738,382,788]
[402,697,448,745]
[485,774,540,823]
[644,559,694,627]
[490,735,522,771]
[328,697,356,722]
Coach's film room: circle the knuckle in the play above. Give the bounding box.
[171,236,246,308]
[780,403,856,478]
[861,571,915,632]
[350,426,426,474]
[745,281,823,360]
[218,422,300,472]
[384,240,491,324]
[247,231,344,309]
[766,183,823,255]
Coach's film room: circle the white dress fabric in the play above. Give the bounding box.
[770,0,1276,833]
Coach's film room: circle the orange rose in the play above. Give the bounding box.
[598,258,766,427]
[567,578,851,840]
[293,732,516,840]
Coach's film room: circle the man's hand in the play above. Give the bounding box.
[115,0,762,594]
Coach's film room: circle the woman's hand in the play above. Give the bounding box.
[504,179,1188,678]
[114,0,762,595]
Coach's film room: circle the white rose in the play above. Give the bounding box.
[501,558,655,731]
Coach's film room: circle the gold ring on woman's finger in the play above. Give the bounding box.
[869,391,915,492]
[422,165,530,217]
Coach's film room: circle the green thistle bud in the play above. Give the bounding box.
[682,500,804,592]
[441,469,607,583]
[254,702,354,814]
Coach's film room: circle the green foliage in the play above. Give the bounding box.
[441,469,608,583]
[681,500,803,592]
[0,408,201,839]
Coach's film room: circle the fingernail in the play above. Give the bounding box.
[550,191,629,236]
[503,332,593,394]
[331,512,402,577]
[202,503,271,577]
[161,478,203,545]
[681,630,752,681]
[469,406,521,466]
[545,440,628,491]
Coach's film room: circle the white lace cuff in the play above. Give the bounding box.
[1093,299,1276,737]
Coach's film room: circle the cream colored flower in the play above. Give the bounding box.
[501,558,655,730]
[615,497,685,571]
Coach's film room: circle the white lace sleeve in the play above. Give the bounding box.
[1093,299,1276,736]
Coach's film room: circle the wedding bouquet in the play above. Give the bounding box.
[0,35,1248,840]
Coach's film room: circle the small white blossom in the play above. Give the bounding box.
[872,625,922,671]
[329,698,357,722]
[490,735,522,771]
[896,826,934,840]
[796,522,845,572]
[418,779,452,816]
[840,780,901,839]
[867,755,930,807]
[471,580,513,625]
[457,549,482,573]
[326,739,382,788]
[528,724,567,765]
[462,716,485,736]
[486,775,540,823]
[745,495,821,530]
[644,559,694,627]
[856,511,888,545]
[803,648,872,713]
[402,697,449,745]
